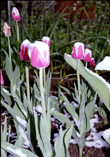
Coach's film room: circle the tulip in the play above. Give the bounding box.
[20,39,31,61]
[83,48,92,62]
[12,7,21,21]
[20,39,31,102]
[0,71,4,85]
[3,23,11,62]
[72,42,85,60]
[42,36,50,47]
[3,22,11,37]
[30,41,50,125]
[29,41,50,69]
[72,42,85,103]
[89,58,95,68]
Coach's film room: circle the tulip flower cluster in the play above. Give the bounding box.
[72,42,95,67]
[20,37,51,69]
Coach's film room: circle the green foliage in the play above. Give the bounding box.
[1,116,11,157]
[64,53,110,111]
[1,1,110,157]
[1,142,38,157]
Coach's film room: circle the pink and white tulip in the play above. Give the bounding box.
[89,58,95,68]
[72,42,85,60]
[83,48,92,62]
[42,36,50,47]
[29,41,50,69]
[12,7,21,21]
[20,39,31,61]
[0,71,4,85]
[3,23,11,37]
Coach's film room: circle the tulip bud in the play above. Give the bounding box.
[89,58,95,68]
[12,7,21,21]
[42,36,50,47]
[20,39,31,61]
[83,48,92,62]
[72,42,85,60]
[3,23,11,37]
[29,41,50,69]
[0,71,4,85]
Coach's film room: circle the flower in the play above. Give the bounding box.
[0,71,4,85]
[83,48,92,62]
[20,39,31,61]
[89,58,95,68]
[29,41,50,69]
[72,42,85,60]
[3,23,11,37]
[12,7,21,21]
[42,36,50,47]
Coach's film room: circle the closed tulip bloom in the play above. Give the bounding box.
[83,48,92,62]
[42,36,50,47]
[3,23,11,37]
[0,71,4,85]
[20,39,31,61]
[12,7,21,21]
[72,42,85,60]
[29,41,50,69]
[89,58,95,68]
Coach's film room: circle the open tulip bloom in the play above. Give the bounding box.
[20,39,31,61]
[42,36,50,48]
[29,41,50,69]
[83,48,92,63]
[72,42,85,60]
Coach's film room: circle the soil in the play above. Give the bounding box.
[68,144,110,157]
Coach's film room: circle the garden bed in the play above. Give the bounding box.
[1,103,110,157]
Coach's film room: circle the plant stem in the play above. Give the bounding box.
[16,21,19,53]
[77,60,81,103]
[84,62,88,92]
[25,65,30,103]
[39,68,47,125]
[79,147,83,157]
[8,36,11,63]
[43,68,46,88]
[85,62,88,68]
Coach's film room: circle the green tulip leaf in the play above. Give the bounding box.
[1,142,38,157]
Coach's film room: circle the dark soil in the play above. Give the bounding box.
[68,144,110,157]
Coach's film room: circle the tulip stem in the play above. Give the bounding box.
[25,65,30,103]
[43,68,46,88]
[16,21,19,53]
[39,68,47,125]
[77,60,81,103]
[84,62,88,92]
[8,36,11,63]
